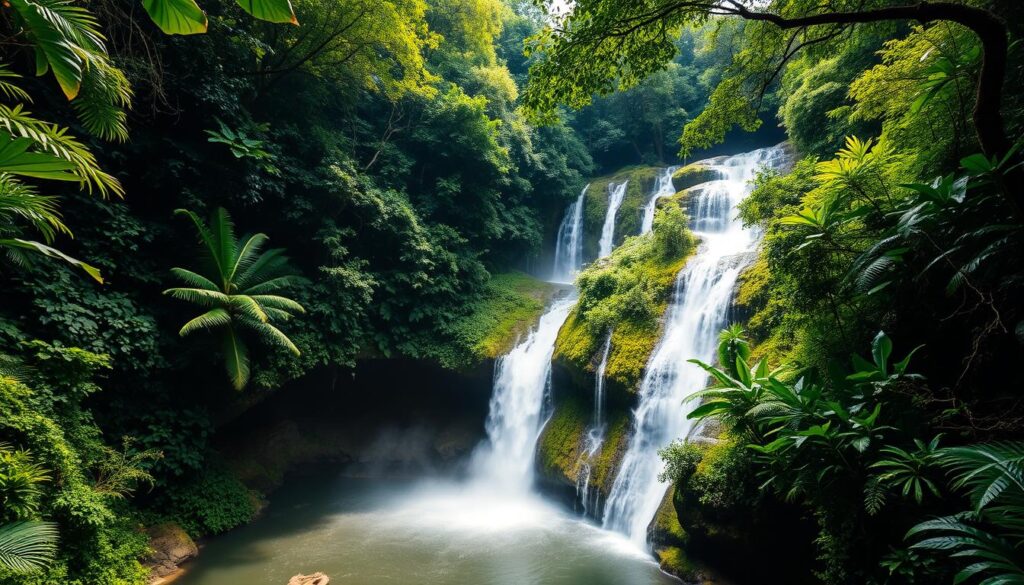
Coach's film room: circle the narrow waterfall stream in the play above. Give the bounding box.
[552,184,589,283]
[602,146,787,546]
[576,333,613,517]
[598,181,628,258]
[640,167,680,235]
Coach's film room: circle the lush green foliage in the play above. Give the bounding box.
[165,207,306,390]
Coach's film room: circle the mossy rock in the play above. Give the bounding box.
[553,233,693,396]
[535,392,631,499]
[535,393,590,488]
[650,486,688,548]
[654,546,705,583]
[581,166,661,261]
[672,163,720,193]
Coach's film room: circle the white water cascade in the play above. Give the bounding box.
[602,145,787,546]
[576,333,613,517]
[552,185,589,283]
[471,296,577,493]
[640,167,680,235]
[598,181,628,258]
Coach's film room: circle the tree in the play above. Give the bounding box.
[164,208,306,390]
[523,1,1017,203]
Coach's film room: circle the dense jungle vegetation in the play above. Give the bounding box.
[0,0,1022,583]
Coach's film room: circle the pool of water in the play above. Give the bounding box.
[175,474,680,585]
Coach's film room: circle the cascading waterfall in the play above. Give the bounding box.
[598,181,628,258]
[552,185,589,283]
[575,333,613,517]
[602,145,787,546]
[640,167,680,235]
[471,296,577,493]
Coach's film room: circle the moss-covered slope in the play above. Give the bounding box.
[421,271,562,370]
[553,203,695,396]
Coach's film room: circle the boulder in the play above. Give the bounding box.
[287,573,330,585]
[145,522,197,583]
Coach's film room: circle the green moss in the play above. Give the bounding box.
[672,162,720,192]
[590,411,629,493]
[652,485,689,547]
[536,393,590,483]
[555,213,694,393]
[426,271,558,370]
[655,546,703,582]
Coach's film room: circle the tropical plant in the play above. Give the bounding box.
[0,443,48,519]
[907,442,1024,583]
[0,521,58,573]
[164,208,306,389]
[872,436,943,505]
[142,0,298,35]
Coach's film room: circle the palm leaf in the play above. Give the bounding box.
[169,267,219,291]
[250,294,305,314]
[222,326,250,390]
[174,209,226,280]
[0,238,101,282]
[163,287,229,306]
[0,521,58,573]
[228,232,268,284]
[229,295,268,322]
[179,308,231,336]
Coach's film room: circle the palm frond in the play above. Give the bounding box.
[250,294,305,315]
[242,274,306,294]
[229,294,268,322]
[163,287,229,307]
[0,103,122,196]
[169,267,219,291]
[0,521,58,573]
[223,326,250,390]
[0,237,101,282]
[0,175,69,242]
[0,66,32,102]
[211,208,238,280]
[179,308,231,336]
[228,232,268,283]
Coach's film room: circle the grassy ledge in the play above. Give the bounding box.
[426,271,560,370]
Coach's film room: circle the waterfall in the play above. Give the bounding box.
[640,167,679,235]
[576,333,613,517]
[471,296,576,493]
[552,185,589,283]
[601,145,787,546]
[598,181,628,258]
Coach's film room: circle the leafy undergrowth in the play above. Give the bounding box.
[554,201,694,393]
[425,271,559,370]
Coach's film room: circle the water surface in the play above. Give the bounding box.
[176,474,680,585]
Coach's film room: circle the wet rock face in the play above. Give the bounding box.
[145,522,197,582]
[287,573,330,585]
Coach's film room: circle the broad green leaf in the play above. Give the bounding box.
[872,331,893,374]
[0,133,79,181]
[235,0,297,24]
[142,0,209,35]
